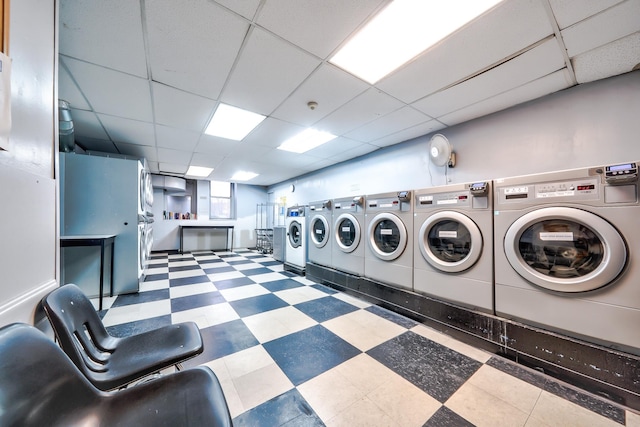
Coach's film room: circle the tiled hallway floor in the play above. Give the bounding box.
[98,249,639,427]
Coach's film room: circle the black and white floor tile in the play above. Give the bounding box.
[96,250,639,427]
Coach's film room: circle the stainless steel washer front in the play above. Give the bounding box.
[334,213,361,253]
[504,206,626,292]
[418,211,483,273]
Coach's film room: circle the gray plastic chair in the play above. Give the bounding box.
[42,283,204,390]
[0,323,233,427]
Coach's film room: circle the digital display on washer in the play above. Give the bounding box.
[607,163,634,172]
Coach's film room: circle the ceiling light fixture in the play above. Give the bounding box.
[231,171,259,181]
[186,165,213,177]
[330,0,503,84]
[204,103,266,141]
[277,128,337,154]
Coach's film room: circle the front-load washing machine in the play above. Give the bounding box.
[494,162,640,355]
[364,191,413,290]
[332,196,365,276]
[413,181,493,313]
[308,200,332,268]
[285,205,308,273]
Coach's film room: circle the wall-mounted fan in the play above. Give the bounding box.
[429,134,456,168]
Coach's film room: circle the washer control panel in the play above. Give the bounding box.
[605,162,638,184]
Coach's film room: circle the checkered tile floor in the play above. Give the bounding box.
[97,250,637,426]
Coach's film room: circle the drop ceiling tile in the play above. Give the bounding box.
[220,27,321,115]
[412,38,566,118]
[115,142,158,162]
[329,143,379,162]
[98,114,155,146]
[572,33,640,83]
[561,0,640,57]
[256,0,386,58]
[159,162,188,174]
[439,69,572,126]
[226,143,274,162]
[147,161,160,174]
[315,88,404,136]
[257,148,323,168]
[378,0,554,103]
[145,0,249,99]
[242,117,305,148]
[304,137,364,158]
[74,138,117,154]
[59,63,91,110]
[190,152,225,169]
[69,109,110,140]
[345,106,432,142]
[59,1,147,77]
[272,64,369,127]
[214,0,262,20]
[195,134,240,156]
[155,125,200,151]
[63,57,153,122]
[152,83,216,132]
[370,120,446,148]
[548,0,625,29]
[157,148,193,165]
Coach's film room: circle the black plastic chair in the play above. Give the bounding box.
[42,283,203,390]
[0,323,233,427]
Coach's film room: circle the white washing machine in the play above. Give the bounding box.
[413,182,493,313]
[364,191,413,290]
[332,196,365,276]
[494,162,640,355]
[285,205,308,272]
[308,200,332,267]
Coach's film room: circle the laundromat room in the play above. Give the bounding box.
[2,1,640,426]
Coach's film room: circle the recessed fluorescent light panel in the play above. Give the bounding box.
[186,166,213,177]
[231,171,258,181]
[277,129,337,154]
[330,0,503,84]
[204,103,266,141]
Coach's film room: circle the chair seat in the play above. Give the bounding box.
[96,322,203,390]
[42,284,204,390]
[0,323,233,427]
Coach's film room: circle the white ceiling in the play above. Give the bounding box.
[58,0,640,186]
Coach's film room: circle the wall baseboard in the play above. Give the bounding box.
[0,280,57,327]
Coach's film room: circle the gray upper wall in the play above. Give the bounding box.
[269,70,640,204]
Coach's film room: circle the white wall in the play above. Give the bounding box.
[0,1,58,325]
[269,71,640,202]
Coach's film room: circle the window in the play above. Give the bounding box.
[210,181,234,219]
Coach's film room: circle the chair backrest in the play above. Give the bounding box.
[42,284,115,376]
[0,323,99,427]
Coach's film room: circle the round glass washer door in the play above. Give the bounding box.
[367,213,407,261]
[419,211,483,272]
[504,207,626,292]
[310,215,330,248]
[334,213,360,253]
[288,221,302,248]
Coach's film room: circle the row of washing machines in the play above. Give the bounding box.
[284,161,640,356]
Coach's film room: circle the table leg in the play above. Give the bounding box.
[99,241,105,311]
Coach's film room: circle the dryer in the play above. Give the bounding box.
[494,162,640,355]
[364,191,413,290]
[413,181,493,313]
[308,200,332,268]
[285,205,308,273]
[332,196,365,276]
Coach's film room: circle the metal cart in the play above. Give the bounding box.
[255,203,286,254]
